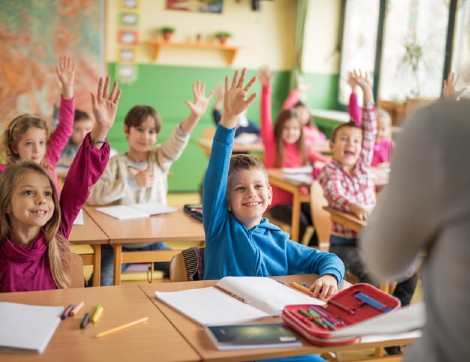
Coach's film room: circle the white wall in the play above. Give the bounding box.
[106,0,297,70]
[303,0,341,74]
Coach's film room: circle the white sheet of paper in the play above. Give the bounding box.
[96,204,178,220]
[281,166,313,174]
[328,302,425,337]
[73,209,84,225]
[0,302,64,354]
[283,174,313,184]
[96,205,149,220]
[156,287,271,326]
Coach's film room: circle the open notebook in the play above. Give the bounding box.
[155,276,323,326]
[96,203,177,220]
[0,302,64,354]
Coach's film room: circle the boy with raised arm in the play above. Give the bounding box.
[203,69,344,302]
[319,70,417,356]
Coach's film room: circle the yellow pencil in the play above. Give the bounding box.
[92,304,104,323]
[94,317,149,338]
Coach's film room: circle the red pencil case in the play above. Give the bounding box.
[282,283,400,346]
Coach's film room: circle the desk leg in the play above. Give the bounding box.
[291,192,301,242]
[113,244,122,286]
[92,245,101,287]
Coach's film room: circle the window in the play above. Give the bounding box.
[338,0,460,107]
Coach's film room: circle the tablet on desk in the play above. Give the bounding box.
[205,323,302,351]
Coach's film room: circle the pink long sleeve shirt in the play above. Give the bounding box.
[0,96,74,191]
[261,84,307,208]
[0,134,110,292]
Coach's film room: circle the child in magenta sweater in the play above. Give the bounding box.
[0,77,121,292]
[259,67,318,246]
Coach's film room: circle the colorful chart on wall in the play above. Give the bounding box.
[166,0,223,14]
[0,0,105,132]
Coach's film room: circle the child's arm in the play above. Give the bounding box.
[59,77,121,237]
[282,88,301,110]
[212,85,224,126]
[258,66,277,167]
[347,71,362,125]
[443,72,466,101]
[45,56,76,167]
[179,81,213,133]
[203,69,256,236]
[353,70,377,169]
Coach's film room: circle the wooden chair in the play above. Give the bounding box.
[310,180,332,251]
[169,246,205,282]
[69,252,85,288]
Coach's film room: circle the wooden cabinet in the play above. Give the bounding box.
[147,40,241,65]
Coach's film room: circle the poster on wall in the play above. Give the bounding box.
[0,0,105,131]
[166,0,223,14]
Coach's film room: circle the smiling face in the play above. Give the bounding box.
[376,115,391,143]
[227,167,273,230]
[124,115,158,157]
[330,126,363,173]
[6,170,55,237]
[13,127,47,164]
[281,117,302,144]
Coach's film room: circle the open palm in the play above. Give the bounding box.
[186,81,214,117]
[91,77,122,131]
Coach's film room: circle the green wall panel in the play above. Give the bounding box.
[106,63,338,192]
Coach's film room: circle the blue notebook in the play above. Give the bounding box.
[205,323,302,350]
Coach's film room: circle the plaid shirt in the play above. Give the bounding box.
[319,102,377,239]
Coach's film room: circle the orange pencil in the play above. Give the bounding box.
[290,281,314,296]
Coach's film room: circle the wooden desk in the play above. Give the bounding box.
[69,209,109,287]
[85,206,205,285]
[140,274,417,362]
[267,169,312,242]
[196,138,264,158]
[0,285,199,362]
[323,207,366,233]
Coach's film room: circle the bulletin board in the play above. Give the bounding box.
[0,0,105,132]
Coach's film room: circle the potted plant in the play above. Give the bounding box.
[160,26,175,41]
[215,31,231,45]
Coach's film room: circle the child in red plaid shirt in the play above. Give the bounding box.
[319,70,417,355]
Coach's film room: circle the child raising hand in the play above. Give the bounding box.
[1,56,76,192]
[203,68,344,304]
[0,77,121,292]
[88,80,213,286]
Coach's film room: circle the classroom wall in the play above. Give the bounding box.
[104,0,342,192]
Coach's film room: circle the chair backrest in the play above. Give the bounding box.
[69,252,85,288]
[310,180,332,251]
[170,247,205,282]
[202,127,216,139]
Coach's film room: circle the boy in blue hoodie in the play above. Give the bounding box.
[203,69,345,300]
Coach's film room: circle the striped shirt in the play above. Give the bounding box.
[319,102,377,239]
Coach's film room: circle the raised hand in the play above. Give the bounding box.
[347,71,359,93]
[443,72,466,101]
[258,66,274,85]
[350,69,373,103]
[221,68,257,129]
[90,77,122,146]
[185,81,214,117]
[55,56,76,99]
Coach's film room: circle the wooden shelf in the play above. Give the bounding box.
[147,40,241,65]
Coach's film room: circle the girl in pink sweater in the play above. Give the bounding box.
[259,67,318,246]
[0,77,121,292]
[0,56,76,191]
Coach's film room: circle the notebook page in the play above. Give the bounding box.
[155,287,270,326]
[95,205,149,220]
[129,203,178,215]
[0,302,63,354]
[216,277,324,316]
